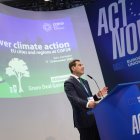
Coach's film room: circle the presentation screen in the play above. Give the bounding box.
[0,6,81,98]
[0,4,104,98]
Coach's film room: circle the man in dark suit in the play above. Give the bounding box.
[64,59,108,140]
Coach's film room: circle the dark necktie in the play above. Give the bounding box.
[78,78,90,96]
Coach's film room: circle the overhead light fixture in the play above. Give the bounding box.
[44,0,51,1]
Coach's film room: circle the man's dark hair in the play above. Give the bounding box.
[69,59,80,73]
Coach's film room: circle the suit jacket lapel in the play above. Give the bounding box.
[70,76,89,97]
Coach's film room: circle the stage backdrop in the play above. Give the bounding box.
[86,0,140,90]
[0,4,105,140]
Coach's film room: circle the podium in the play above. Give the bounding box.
[92,81,140,140]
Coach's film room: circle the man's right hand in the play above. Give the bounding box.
[88,100,96,108]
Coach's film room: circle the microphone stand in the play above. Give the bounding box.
[87,74,104,99]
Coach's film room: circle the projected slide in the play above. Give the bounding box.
[0,4,104,98]
[0,7,80,98]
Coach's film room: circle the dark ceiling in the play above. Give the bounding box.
[0,0,95,11]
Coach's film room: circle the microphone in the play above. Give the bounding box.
[87,74,104,98]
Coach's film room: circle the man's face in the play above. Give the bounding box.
[72,61,84,76]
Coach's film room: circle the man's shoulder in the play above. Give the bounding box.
[64,76,78,85]
[64,76,74,82]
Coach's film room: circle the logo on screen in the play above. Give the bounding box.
[6,58,30,94]
[53,22,65,30]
